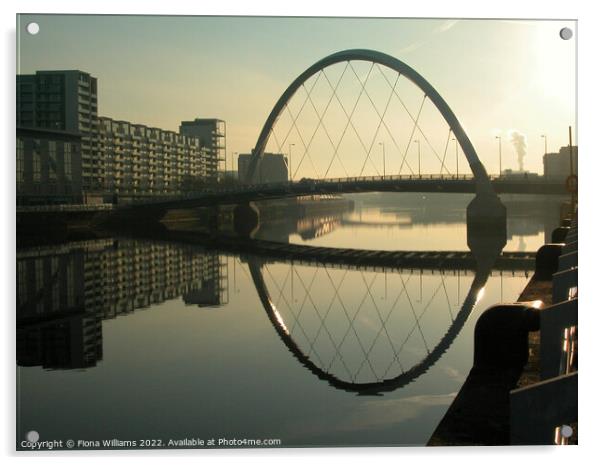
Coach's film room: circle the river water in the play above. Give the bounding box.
[16,193,566,448]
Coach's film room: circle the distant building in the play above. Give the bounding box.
[238,152,288,183]
[543,145,578,180]
[501,169,539,180]
[179,119,226,183]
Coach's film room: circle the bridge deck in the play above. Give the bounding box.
[114,175,568,213]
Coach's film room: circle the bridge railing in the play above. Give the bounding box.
[210,173,556,194]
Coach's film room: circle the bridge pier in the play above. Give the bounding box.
[467,194,507,269]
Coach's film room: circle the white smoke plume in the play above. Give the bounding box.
[509,131,527,172]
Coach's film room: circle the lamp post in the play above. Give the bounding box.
[540,134,547,155]
[452,137,458,178]
[379,142,385,179]
[232,151,238,182]
[414,139,421,177]
[540,135,547,181]
[495,135,502,177]
[288,143,295,181]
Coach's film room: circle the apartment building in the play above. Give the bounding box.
[16,70,225,204]
[17,70,100,191]
[16,126,83,204]
[179,118,226,183]
[98,117,209,196]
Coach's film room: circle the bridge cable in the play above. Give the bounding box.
[300,68,352,179]
[347,63,397,177]
[320,63,381,178]
[283,100,321,179]
[377,70,453,175]
[440,128,452,175]
[275,72,325,160]
[398,94,427,175]
[358,72,402,178]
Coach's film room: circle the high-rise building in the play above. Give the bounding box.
[17,70,100,191]
[179,119,226,183]
[238,152,288,184]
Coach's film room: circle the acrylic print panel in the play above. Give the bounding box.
[16,15,577,450]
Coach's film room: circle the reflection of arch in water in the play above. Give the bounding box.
[248,257,492,395]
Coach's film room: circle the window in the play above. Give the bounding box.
[17,261,27,304]
[64,143,72,181]
[51,258,59,310]
[35,259,44,291]
[16,138,24,186]
[33,139,41,183]
[66,260,75,307]
[48,141,57,181]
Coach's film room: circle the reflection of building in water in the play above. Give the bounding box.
[17,240,108,369]
[296,215,342,240]
[85,239,227,318]
[17,239,227,370]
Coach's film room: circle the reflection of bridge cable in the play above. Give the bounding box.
[440,269,455,323]
[331,271,381,382]
[357,271,405,376]
[310,268,354,378]
[263,260,475,386]
[354,270,412,377]
[293,265,362,379]
[400,271,431,355]
[248,255,494,395]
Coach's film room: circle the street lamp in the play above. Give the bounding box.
[414,139,421,177]
[495,135,502,177]
[288,143,295,181]
[451,137,458,178]
[540,134,547,155]
[232,151,238,181]
[378,142,385,179]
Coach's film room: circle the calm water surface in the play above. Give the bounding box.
[16,193,565,448]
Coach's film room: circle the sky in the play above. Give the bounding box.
[17,15,576,177]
